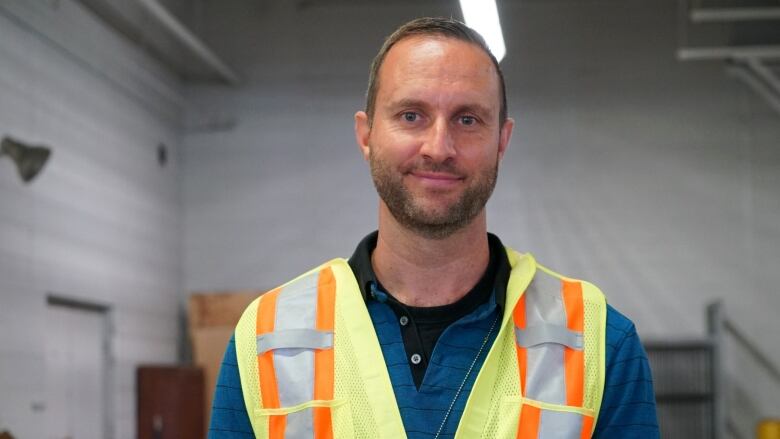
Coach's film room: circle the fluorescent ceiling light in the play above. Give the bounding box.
[459,0,506,62]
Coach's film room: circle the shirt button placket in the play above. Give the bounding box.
[410,353,422,365]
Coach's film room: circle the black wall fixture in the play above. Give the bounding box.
[1,136,51,183]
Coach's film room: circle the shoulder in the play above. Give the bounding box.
[237,258,351,318]
[604,304,645,363]
[508,251,647,369]
[596,305,659,436]
[518,257,649,377]
[605,304,636,343]
[516,252,604,293]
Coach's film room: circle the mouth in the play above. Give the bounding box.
[408,171,465,188]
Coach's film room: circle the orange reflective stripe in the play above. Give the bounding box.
[580,415,595,439]
[562,280,585,407]
[313,267,336,439]
[516,403,541,439]
[513,294,528,395]
[512,293,527,328]
[562,280,584,332]
[316,266,336,333]
[564,335,585,406]
[257,287,286,438]
[269,416,286,439]
[313,407,332,439]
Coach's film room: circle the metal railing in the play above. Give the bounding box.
[645,301,780,439]
[645,339,716,438]
[708,301,780,439]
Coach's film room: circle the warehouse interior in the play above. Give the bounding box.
[0,0,779,438]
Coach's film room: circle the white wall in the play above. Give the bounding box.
[0,1,182,438]
[181,0,780,436]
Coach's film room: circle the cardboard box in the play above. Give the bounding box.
[188,291,264,434]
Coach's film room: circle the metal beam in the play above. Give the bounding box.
[133,0,239,85]
[727,64,780,116]
[707,302,726,439]
[690,7,780,23]
[747,59,780,95]
[723,317,780,384]
[678,45,780,61]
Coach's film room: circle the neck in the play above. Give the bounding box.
[372,204,490,307]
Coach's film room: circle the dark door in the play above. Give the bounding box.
[137,366,205,439]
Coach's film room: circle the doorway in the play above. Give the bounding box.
[45,296,112,439]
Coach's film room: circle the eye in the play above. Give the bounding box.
[402,112,419,122]
[459,115,477,126]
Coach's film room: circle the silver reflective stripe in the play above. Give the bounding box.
[286,408,314,438]
[515,324,583,350]
[274,271,320,408]
[523,273,567,405]
[256,329,334,354]
[538,408,583,437]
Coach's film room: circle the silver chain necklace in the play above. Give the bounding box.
[432,314,500,439]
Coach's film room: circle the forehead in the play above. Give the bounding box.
[376,36,500,109]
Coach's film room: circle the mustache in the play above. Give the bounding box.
[402,159,464,176]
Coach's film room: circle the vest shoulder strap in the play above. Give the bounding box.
[458,249,607,439]
[234,259,407,439]
[513,260,607,437]
[235,262,337,438]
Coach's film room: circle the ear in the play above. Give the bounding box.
[497,117,514,161]
[354,111,371,161]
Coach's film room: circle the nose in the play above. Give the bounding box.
[418,117,456,162]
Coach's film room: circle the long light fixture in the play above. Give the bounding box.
[459,0,506,62]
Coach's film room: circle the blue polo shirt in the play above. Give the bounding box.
[208,234,658,438]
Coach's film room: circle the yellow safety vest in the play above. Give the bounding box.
[234,248,607,438]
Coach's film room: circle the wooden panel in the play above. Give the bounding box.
[188,291,261,328]
[137,366,204,439]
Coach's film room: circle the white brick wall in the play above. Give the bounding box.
[0,1,181,437]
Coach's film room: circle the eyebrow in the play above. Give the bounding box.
[453,103,495,119]
[385,98,428,112]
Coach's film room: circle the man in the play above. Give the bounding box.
[209,17,658,438]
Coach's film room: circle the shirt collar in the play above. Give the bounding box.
[347,230,509,311]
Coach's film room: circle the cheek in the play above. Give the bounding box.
[371,131,422,162]
[457,133,501,160]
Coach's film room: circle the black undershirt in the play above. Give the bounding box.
[348,231,510,388]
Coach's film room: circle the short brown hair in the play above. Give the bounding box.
[364,17,507,127]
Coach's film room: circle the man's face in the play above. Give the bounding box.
[355,36,513,239]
